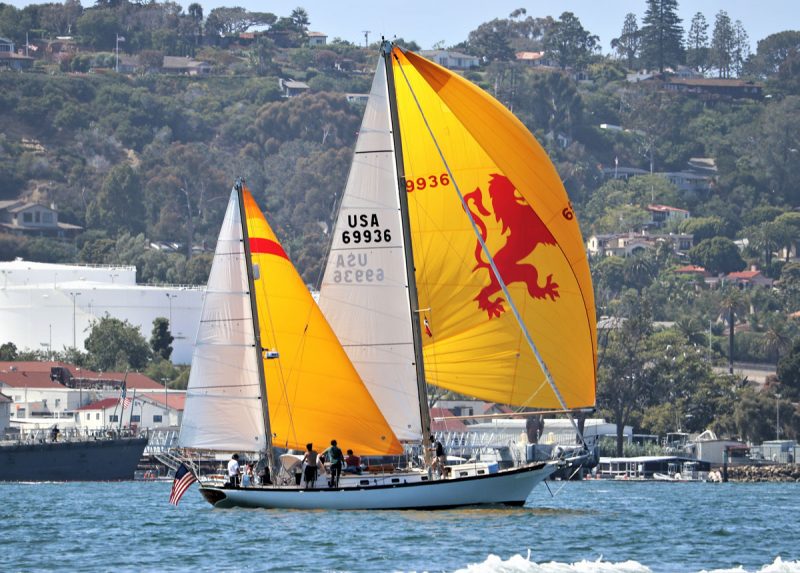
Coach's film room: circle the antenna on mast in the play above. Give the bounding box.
[362,30,371,48]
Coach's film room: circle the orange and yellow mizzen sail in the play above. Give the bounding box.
[390,47,596,410]
[242,188,402,455]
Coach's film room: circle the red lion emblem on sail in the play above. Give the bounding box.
[465,174,559,319]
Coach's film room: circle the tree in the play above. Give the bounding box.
[710,10,735,78]
[639,0,684,73]
[542,11,598,70]
[75,7,119,50]
[611,13,640,69]
[149,317,174,361]
[685,12,709,72]
[84,315,152,372]
[776,340,800,400]
[731,20,750,78]
[0,342,18,361]
[746,30,800,78]
[688,237,746,275]
[597,293,654,456]
[86,164,146,235]
[466,18,515,62]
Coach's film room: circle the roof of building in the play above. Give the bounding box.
[0,360,74,373]
[420,49,478,60]
[281,79,309,89]
[0,370,65,389]
[667,78,762,88]
[72,371,165,390]
[647,204,689,214]
[430,407,468,432]
[145,392,186,411]
[162,56,209,69]
[76,397,121,411]
[515,51,545,61]
[726,270,764,280]
[674,265,708,274]
[307,31,327,37]
[0,362,165,390]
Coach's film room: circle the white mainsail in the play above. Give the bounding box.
[178,191,265,451]
[318,61,423,442]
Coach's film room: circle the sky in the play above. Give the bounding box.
[8,1,800,51]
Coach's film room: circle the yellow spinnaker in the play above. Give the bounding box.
[392,48,596,409]
[243,188,402,454]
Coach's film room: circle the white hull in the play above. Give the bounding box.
[199,462,557,510]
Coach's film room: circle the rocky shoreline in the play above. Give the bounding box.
[725,464,800,482]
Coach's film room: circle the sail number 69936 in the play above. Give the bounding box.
[406,173,450,192]
[342,229,392,244]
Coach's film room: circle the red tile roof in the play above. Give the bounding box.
[0,362,165,389]
[726,270,762,279]
[0,361,75,373]
[674,265,709,275]
[74,371,164,390]
[146,393,186,411]
[0,370,65,389]
[76,398,120,411]
[430,407,467,432]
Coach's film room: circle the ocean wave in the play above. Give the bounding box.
[450,553,800,573]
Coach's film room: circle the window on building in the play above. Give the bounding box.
[35,211,41,223]
[42,399,47,408]
[96,413,100,420]
[153,415,163,423]
[55,398,61,407]
[42,212,53,224]
[131,415,141,423]
[109,415,119,422]
[86,413,91,420]
[23,212,33,223]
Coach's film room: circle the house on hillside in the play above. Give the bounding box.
[307,31,327,46]
[587,232,693,258]
[663,77,763,101]
[419,50,479,70]
[161,56,211,75]
[279,78,310,98]
[0,37,34,70]
[647,204,690,227]
[724,269,774,288]
[0,200,82,238]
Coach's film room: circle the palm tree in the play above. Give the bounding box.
[717,286,748,373]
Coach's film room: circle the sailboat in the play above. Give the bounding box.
[178,42,596,510]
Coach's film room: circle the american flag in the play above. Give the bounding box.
[424,317,433,338]
[169,463,197,506]
[120,397,132,409]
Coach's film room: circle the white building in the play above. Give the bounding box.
[75,392,183,432]
[0,392,11,434]
[0,361,183,431]
[0,260,203,364]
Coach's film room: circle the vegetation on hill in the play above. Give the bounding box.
[2,0,800,443]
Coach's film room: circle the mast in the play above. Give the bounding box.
[382,41,433,465]
[235,178,276,473]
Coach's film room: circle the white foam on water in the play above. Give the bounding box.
[451,551,652,573]
[701,557,800,573]
[448,554,800,573]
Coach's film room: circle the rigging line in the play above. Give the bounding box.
[392,48,586,447]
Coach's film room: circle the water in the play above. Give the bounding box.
[2,480,799,572]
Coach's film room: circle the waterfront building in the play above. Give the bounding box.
[0,260,203,363]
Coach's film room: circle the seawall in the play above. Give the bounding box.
[726,464,800,482]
